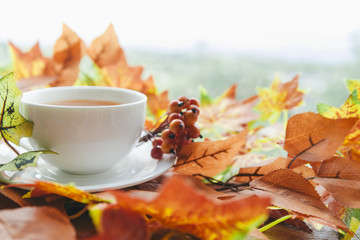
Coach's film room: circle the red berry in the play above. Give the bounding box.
[169,119,185,134]
[151,146,163,159]
[168,113,182,123]
[183,110,198,125]
[174,133,190,146]
[152,137,163,147]
[189,105,200,115]
[178,96,189,108]
[189,98,200,107]
[169,100,184,113]
[186,124,201,139]
[161,129,175,144]
[161,142,175,154]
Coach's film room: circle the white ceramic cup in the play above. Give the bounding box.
[19,86,147,174]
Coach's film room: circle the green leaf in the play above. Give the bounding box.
[199,85,214,106]
[342,208,360,240]
[0,72,33,145]
[0,150,57,171]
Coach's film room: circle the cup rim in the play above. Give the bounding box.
[20,86,147,109]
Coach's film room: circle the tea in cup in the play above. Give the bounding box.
[19,86,147,174]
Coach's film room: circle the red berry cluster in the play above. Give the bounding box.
[151,96,201,159]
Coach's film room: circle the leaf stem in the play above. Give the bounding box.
[68,206,89,220]
[259,214,292,232]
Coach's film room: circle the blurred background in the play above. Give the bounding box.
[1,0,360,113]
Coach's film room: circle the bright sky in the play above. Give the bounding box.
[1,0,360,62]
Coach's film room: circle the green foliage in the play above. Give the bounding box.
[199,85,214,106]
[0,72,33,145]
[342,208,360,239]
[0,150,57,171]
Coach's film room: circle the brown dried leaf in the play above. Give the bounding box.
[284,112,357,162]
[174,129,248,177]
[314,156,360,209]
[314,178,360,209]
[0,206,76,240]
[51,24,85,86]
[250,169,348,231]
[236,157,290,182]
[316,156,360,180]
[269,209,312,233]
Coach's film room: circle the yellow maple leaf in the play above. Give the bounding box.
[255,75,304,124]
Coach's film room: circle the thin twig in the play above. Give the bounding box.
[193,174,250,192]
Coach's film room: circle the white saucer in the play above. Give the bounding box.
[0,141,175,192]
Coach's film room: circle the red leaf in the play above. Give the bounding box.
[87,206,149,240]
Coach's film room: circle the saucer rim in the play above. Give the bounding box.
[0,142,176,192]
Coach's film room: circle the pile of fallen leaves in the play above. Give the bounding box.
[0,24,360,240]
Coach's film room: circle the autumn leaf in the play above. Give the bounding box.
[198,85,259,138]
[9,42,55,80]
[234,157,290,183]
[86,24,146,90]
[315,178,360,209]
[6,181,110,205]
[174,129,248,177]
[0,206,76,240]
[316,156,360,180]
[0,150,56,172]
[50,24,85,86]
[345,78,360,93]
[0,72,33,146]
[88,206,149,240]
[87,24,126,81]
[150,229,201,240]
[250,169,348,232]
[284,112,357,162]
[99,174,270,240]
[254,75,305,124]
[86,24,169,120]
[317,87,360,161]
[318,88,360,119]
[313,156,360,208]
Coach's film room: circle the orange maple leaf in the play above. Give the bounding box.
[9,41,55,80]
[87,24,169,119]
[198,85,259,138]
[254,75,304,123]
[174,130,248,177]
[101,174,270,240]
[284,112,357,162]
[318,87,360,161]
[50,24,86,86]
